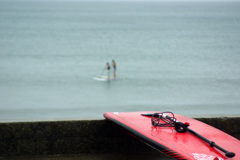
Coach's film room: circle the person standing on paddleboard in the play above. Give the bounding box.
[106,62,111,80]
[112,60,116,79]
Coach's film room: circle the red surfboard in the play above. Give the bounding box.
[104,111,240,160]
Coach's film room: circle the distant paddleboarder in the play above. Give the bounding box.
[112,60,116,79]
[106,62,111,80]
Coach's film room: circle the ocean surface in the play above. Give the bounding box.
[0,0,240,122]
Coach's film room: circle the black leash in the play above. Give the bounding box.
[150,112,235,158]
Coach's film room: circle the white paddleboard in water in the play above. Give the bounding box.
[93,75,111,81]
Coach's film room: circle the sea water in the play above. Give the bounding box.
[0,0,240,121]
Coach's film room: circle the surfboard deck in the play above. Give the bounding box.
[104,111,240,160]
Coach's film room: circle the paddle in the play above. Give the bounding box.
[100,67,105,76]
[141,112,235,158]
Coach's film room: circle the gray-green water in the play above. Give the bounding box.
[0,0,240,121]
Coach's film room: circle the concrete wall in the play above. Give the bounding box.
[0,117,239,158]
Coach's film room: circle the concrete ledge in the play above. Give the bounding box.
[196,117,240,140]
[0,116,239,158]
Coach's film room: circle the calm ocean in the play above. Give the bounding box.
[0,0,240,121]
